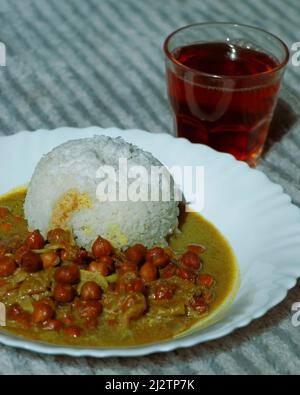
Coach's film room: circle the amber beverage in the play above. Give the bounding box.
[164,23,289,166]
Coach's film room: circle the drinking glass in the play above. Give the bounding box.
[164,23,289,166]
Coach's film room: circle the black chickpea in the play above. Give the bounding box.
[32,302,55,324]
[79,301,103,319]
[126,244,146,265]
[140,262,157,283]
[41,251,60,269]
[80,281,102,301]
[53,283,76,303]
[21,251,43,273]
[88,261,110,276]
[0,256,17,277]
[54,265,80,284]
[92,236,112,257]
[25,230,45,250]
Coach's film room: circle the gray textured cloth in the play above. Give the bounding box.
[0,0,300,375]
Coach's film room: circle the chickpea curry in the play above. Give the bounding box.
[0,190,238,347]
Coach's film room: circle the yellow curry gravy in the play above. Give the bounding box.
[0,190,239,347]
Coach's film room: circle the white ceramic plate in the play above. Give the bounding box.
[0,126,300,357]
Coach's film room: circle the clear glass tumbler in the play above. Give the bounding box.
[164,22,289,166]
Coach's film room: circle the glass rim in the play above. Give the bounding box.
[163,22,290,80]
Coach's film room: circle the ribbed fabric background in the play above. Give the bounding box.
[0,0,300,375]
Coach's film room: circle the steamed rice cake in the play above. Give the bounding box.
[24,136,179,249]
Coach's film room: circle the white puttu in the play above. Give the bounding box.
[24,136,179,249]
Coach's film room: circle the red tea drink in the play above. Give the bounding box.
[166,42,282,165]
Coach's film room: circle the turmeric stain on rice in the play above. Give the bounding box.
[50,189,92,231]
